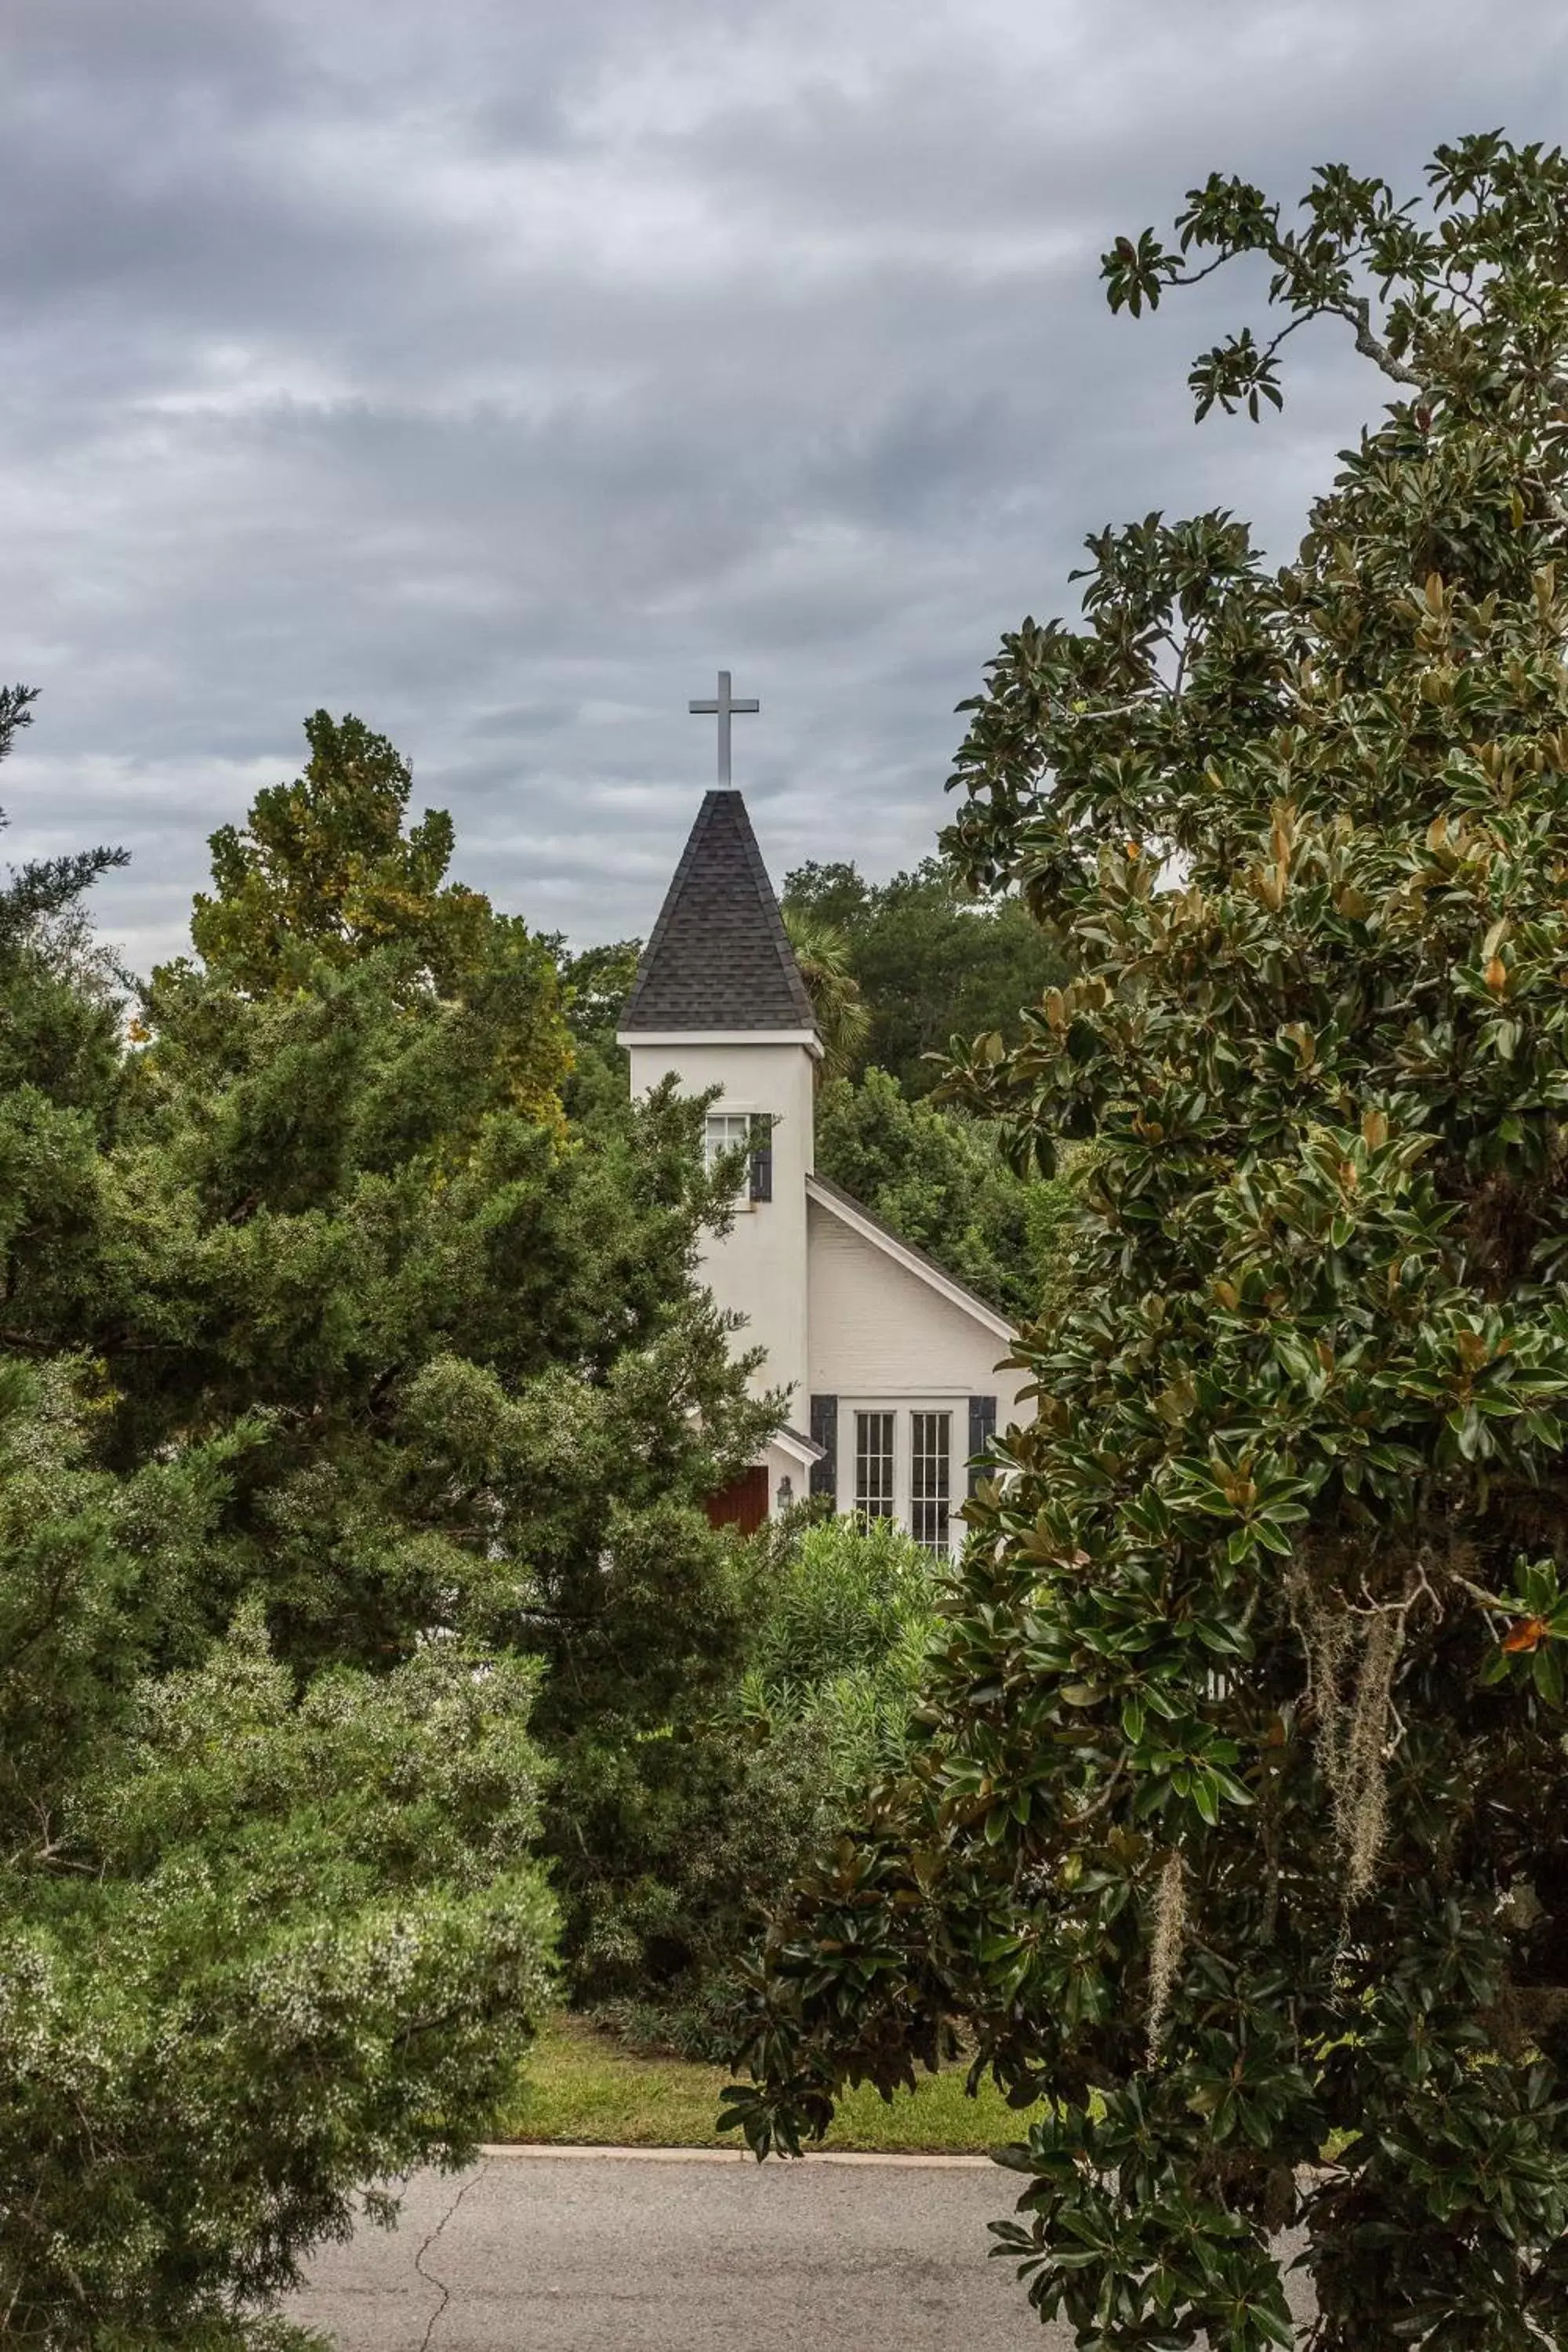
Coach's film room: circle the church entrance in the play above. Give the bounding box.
[705,1464,770,1536]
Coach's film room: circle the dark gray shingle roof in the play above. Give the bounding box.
[620,790,817,1033]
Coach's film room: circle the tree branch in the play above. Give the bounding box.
[1329,296,1422,387]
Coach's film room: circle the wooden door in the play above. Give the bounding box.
[705,1464,770,1535]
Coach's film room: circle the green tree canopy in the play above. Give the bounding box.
[729,135,1568,2352]
[782,854,1066,1098]
[194,709,482,987]
[0,688,128,1120]
[554,935,642,1129]
[0,817,559,2344]
[0,715,774,2340]
[138,748,772,1965]
[187,710,568,1122]
[780,906,871,1080]
[0,683,128,945]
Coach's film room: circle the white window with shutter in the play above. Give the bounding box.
[704,1109,774,1204]
[703,1111,752,1174]
[704,1113,751,1214]
[840,1401,965,1551]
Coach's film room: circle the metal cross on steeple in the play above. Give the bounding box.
[688,669,759,787]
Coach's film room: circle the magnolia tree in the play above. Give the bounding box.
[727,136,1568,2350]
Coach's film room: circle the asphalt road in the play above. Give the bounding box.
[286,2148,1060,2350]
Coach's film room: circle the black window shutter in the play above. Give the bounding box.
[749,1114,773,1203]
[967,1394,997,1495]
[809,1393,837,1501]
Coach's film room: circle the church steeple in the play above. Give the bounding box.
[618,785,819,1444]
[613,717,1024,1544]
[619,790,817,1038]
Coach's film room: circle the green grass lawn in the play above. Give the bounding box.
[492,2013,1045,2154]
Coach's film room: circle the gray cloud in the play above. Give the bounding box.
[3,0,1567,972]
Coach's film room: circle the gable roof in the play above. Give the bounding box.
[805,1172,1018,1344]
[620,789,818,1035]
[775,1424,827,1468]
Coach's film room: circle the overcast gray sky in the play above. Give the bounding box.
[4,0,1566,971]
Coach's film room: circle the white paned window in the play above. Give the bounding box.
[703,1112,752,1185]
[910,1411,952,1552]
[854,1411,896,1524]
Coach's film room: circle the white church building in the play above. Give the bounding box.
[618,783,1030,1550]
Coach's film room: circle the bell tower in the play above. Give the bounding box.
[617,788,820,1430]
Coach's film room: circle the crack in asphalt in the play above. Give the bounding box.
[413,2160,488,2352]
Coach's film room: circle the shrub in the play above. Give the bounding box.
[0,1367,556,2350]
[589,1512,941,2056]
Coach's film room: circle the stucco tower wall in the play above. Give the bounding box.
[626,1037,816,1417]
